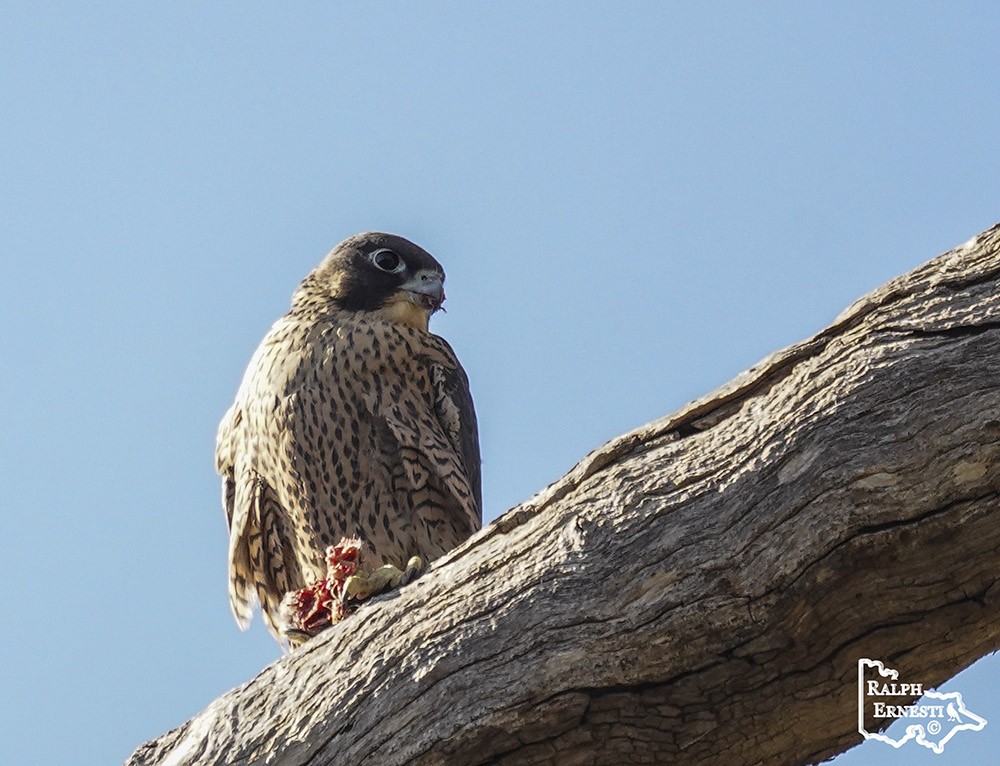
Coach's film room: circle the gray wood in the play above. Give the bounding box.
[127,222,1000,766]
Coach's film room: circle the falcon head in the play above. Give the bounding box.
[294,232,447,331]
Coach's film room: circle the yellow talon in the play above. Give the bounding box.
[344,565,400,600]
[343,556,426,601]
[401,555,424,585]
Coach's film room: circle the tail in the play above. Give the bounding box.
[228,471,301,638]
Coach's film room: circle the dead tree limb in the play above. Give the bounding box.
[128,222,1000,766]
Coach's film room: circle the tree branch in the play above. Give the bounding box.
[128,222,1000,766]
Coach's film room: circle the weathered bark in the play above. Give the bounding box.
[128,222,1000,766]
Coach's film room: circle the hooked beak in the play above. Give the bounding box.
[399,269,446,313]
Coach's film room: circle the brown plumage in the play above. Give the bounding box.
[215,232,481,641]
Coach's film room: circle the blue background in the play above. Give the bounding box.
[2,3,997,764]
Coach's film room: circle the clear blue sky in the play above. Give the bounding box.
[2,4,998,764]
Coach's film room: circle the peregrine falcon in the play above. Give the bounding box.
[215,233,481,643]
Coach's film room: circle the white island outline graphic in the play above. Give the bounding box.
[858,659,987,754]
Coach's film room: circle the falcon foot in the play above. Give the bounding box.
[343,555,424,600]
[278,540,425,647]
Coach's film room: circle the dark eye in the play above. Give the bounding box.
[370,249,404,273]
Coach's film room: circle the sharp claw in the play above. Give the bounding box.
[282,627,316,650]
[401,555,424,585]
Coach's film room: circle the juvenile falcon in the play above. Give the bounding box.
[215,233,481,643]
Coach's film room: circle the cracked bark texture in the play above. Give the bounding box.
[127,222,1000,766]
